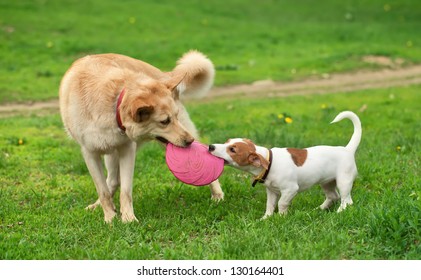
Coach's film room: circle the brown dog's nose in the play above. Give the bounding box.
[184,137,194,147]
[208,144,215,152]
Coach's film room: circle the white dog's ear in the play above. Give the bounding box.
[163,73,186,100]
[248,153,269,169]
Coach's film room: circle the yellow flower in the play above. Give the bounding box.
[285,117,293,124]
[321,104,327,109]
[18,139,24,145]
[277,114,284,119]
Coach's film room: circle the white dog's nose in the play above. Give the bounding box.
[208,144,216,152]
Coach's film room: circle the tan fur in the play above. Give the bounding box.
[59,51,223,223]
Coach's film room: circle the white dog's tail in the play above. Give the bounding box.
[170,50,215,99]
[331,111,362,154]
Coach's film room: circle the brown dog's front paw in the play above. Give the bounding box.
[85,199,101,211]
[211,192,224,202]
[121,212,139,223]
[104,211,117,223]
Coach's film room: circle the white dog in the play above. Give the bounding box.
[59,51,224,223]
[209,111,361,219]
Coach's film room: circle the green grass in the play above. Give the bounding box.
[1,86,420,259]
[1,0,421,102]
[1,0,420,260]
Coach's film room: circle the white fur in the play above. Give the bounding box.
[210,111,362,219]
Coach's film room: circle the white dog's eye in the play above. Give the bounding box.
[229,147,236,153]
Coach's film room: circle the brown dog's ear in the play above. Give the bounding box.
[131,100,154,123]
[163,73,186,100]
[134,106,154,122]
[248,153,269,169]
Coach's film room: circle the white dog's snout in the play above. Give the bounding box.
[208,144,227,158]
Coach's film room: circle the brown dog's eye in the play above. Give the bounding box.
[229,147,236,153]
[160,117,171,126]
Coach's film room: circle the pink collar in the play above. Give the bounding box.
[116,88,126,133]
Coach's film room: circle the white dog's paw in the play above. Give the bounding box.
[337,198,353,213]
[121,212,139,223]
[337,204,349,213]
[319,202,331,210]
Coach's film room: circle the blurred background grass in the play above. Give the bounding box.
[1,0,421,102]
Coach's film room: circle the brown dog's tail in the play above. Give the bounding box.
[170,50,215,99]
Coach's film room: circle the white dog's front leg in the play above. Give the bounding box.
[278,184,299,215]
[118,142,138,223]
[261,188,279,220]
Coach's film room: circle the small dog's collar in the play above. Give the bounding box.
[252,148,273,187]
[116,88,126,133]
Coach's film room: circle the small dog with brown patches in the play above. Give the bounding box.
[59,50,224,223]
[209,111,361,219]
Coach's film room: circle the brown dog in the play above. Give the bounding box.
[59,51,223,222]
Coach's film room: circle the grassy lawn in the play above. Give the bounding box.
[1,0,421,102]
[0,86,420,259]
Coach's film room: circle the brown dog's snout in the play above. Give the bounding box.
[182,134,194,147]
[184,137,194,147]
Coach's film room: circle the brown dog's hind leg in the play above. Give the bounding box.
[81,148,117,223]
[85,150,120,211]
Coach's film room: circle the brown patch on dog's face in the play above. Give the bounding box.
[287,148,307,166]
[209,138,270,170]
[242,138,256,147]
[120,80,194,147]
[226,139,257,166]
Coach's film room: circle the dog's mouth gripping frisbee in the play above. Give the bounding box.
[165,141,224,186]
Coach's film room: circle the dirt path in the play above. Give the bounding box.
[1,64,421,117]
[207,64,421,99]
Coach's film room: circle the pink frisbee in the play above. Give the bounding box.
[166,141,224,186]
